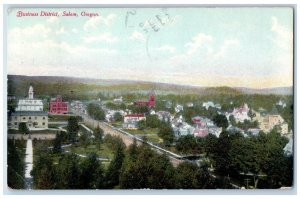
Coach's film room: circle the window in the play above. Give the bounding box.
[14,122,17,125]
[29,117,31,119]
[43,117,45,120]
[35,117,37,120]
[42,122,45,125]
[15,116,17,119]
[23,117,26,120]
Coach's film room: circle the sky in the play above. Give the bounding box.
[6,7,293,88]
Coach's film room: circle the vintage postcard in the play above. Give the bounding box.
[5,6,294,191]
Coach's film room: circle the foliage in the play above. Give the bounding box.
[212,114,229,129]
[104,144,125,188]
[7,140,25,189]
[120,145,175,189]
[18,122,30,134]
[67,116,80,143]
[175,162,216,189]
[87,103,105,120]
[158,121,174,145]
[176,135,199,154]
[52,132,63,154]
[145,114,161,128]
[113,112,123,122]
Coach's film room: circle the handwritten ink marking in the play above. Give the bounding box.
[125,9,136,28]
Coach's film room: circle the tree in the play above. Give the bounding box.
[87,103,105,120]
[79,153,104,189]
[94,126,104,149]
[175,162,215,189]
[158,121,174,145]
[113,112,123,122]
[212,114,229,129]
[58,154,81,189]
[104,144,125,188]
[145,114,161,128]
[67,116,79,143]
[31,153,58,189]
[18,122,29,134]
[52,132,62,154]
[7,140,25,189]
[176,135,199,154]
[120,145,175,189]
[137,120,146,130]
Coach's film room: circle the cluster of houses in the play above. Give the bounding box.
[119,98,291,140]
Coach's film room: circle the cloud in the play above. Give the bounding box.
[271,16,293,49]
[156,45,176,53]
[129,31,146,42]
[9,24,51,39]
[84,14,116,31]
[185,33,213,55]
[71,28,78,33]
[82,32,118,43]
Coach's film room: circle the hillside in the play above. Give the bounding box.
[7,75,293,97]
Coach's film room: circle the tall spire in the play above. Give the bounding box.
[28,86,34,99]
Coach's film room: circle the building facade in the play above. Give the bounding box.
[9,86,48,129]
[49,95,69,114]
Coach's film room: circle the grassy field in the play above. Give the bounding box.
[125,128,159,135]
[64,143,114,159]
[48,114,71,122]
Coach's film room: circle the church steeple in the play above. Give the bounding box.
[28,86,34,99]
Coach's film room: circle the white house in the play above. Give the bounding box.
[123,114,146,129]
[230,103,250,123]
[175,104,184,113]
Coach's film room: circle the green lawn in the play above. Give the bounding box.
[48,114,71,122]
[125,128,159,135]
[64,142,114,159]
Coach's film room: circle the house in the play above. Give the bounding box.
[164,100,172,109]
[49,95,69,114]
[230,103,250,123]
[175,104,184,113]
[113,96,123,104]
[276,100,287,108]
[105,110,125,122]
[257,107,288,135]
[123,114,146,129]
[247,128,261,136]
[173,122,195,137]
[186,102,194,107]
[156,111,173,122]
[193,128,209,138]
[192,116,214,128]
[227,125,246,137]
[207,126,222,138]
[10,86,48,129]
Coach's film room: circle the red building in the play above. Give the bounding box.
[49,95,69,114]
[134,93,155,107]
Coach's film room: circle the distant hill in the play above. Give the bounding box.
[7,75,293,96]
[235,87,293,95]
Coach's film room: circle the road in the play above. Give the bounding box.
[71,108,183,166]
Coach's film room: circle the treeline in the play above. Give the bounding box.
[7,140,26,189]
[176,129,293,188]
[31,136,233,189]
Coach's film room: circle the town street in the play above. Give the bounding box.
[71,108,183,166]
